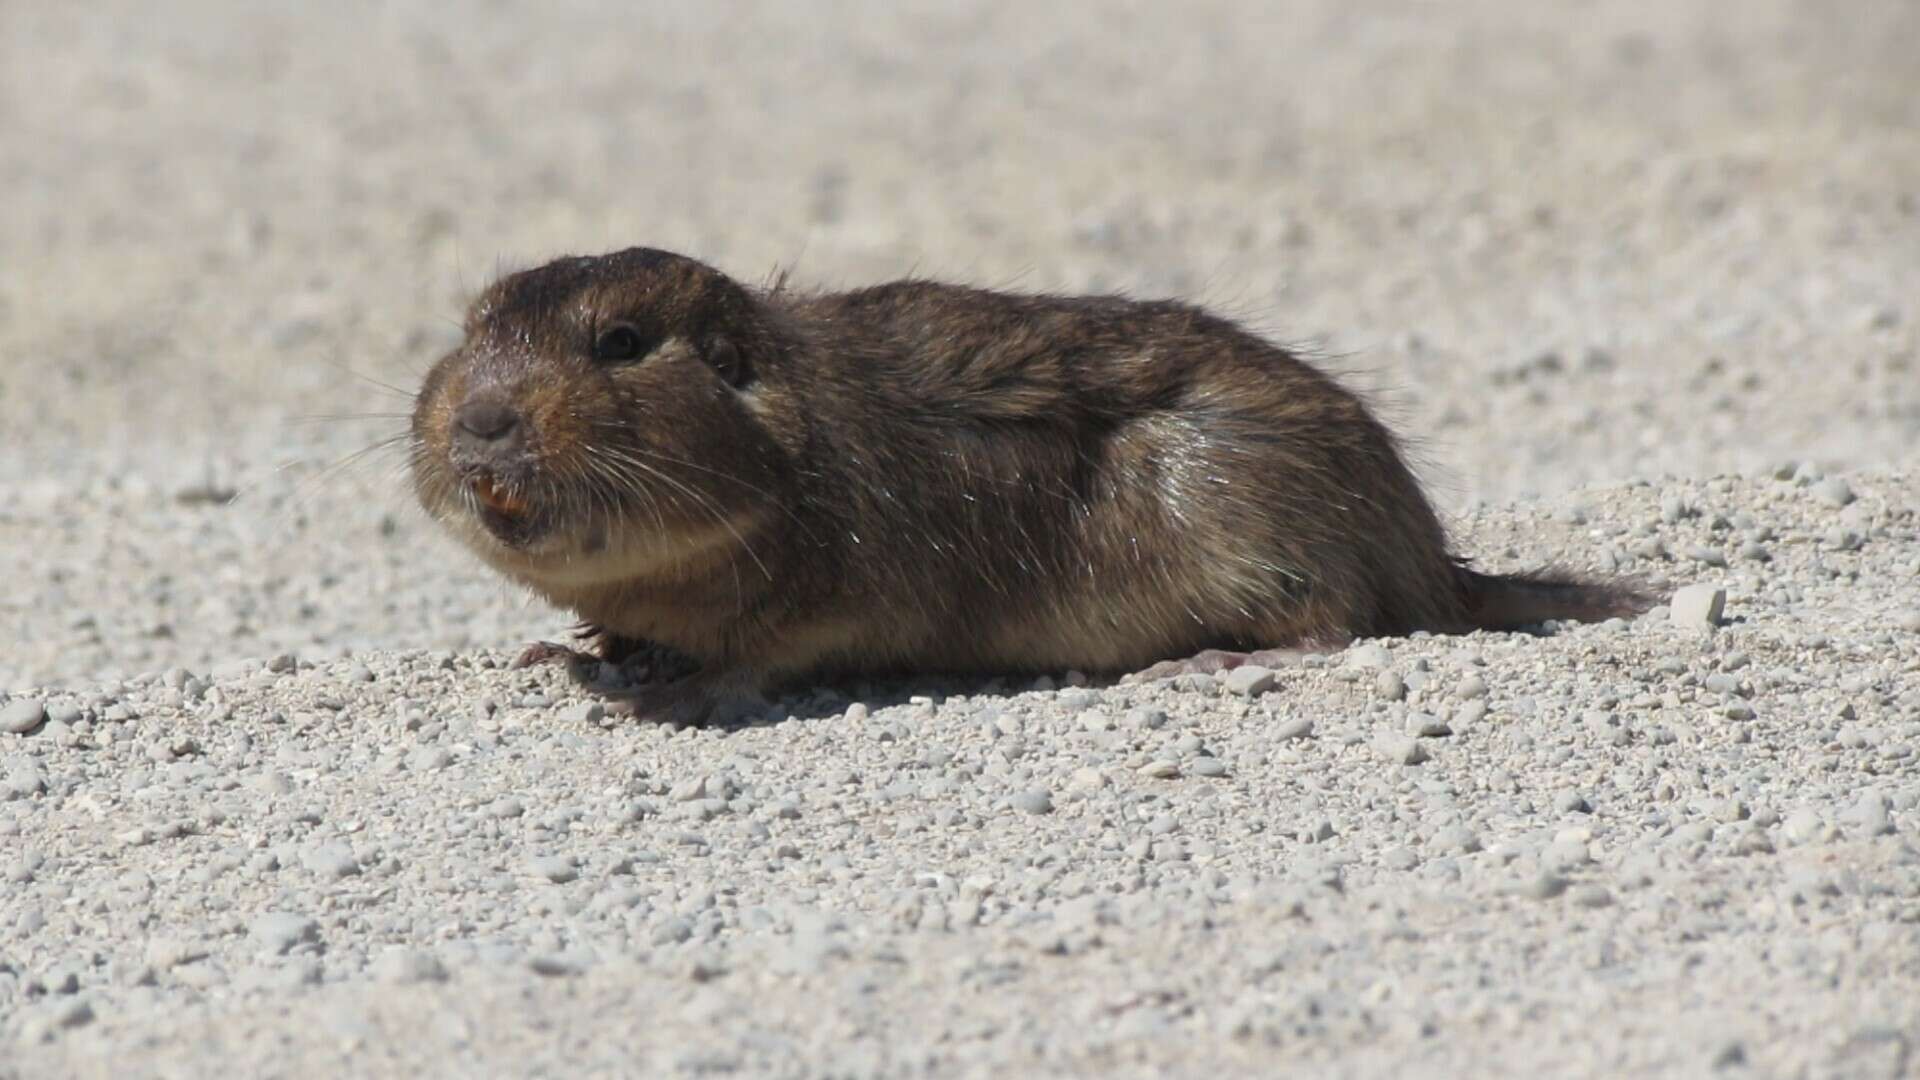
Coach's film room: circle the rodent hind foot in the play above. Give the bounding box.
[604,673,769,728]
[1123,645,1335,684]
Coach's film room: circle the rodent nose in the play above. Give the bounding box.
[455,399,520,441]
[451,399,526,459]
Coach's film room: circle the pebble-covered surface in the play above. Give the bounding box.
[4,1,1920,1077]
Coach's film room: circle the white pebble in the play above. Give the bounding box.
[1221,665,1276,697]
[1345,643,1392,669]
[1845,792,1894,838]
[249,913,318,956]
[1372,734,1429,766]
[1670,584,1726,628]
[1812,477,1855,507]
[1,698,47,735]
[1010,789,1054,815]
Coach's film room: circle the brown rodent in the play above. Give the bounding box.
[409,247,1649,723]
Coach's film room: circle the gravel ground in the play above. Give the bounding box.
[4,1,1920,1077]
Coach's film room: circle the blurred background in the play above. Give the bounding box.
[2,0,1916,687]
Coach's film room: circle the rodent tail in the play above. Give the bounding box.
[1457,566,1655,631]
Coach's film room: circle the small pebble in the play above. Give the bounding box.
[1554,792,1592,815]
[1373,734,1429,766]
[1568,884,1613,908]
[1812,477,1855,507]
[528,954,587,978]
[1374,670,1407,701]
[301,843,361,879]
[1011,789,1054,815]
[529,855,580,883]
[2,698,47,735]
[1221,665,1276,697]
[249,913,319,956]
[1451,701,1488,729]
[1684,545,1727,567]
[1845,792,1894,838]
[1670,585,1726,628]
[1125,707,1168,730]
[1517,873,1569,900]
[373,949,449,984]
[1345,643,1392,669]
[6,765,49,799]
[41,996,96,1033]
[1274,717,1314,740]
[652,918,694,946]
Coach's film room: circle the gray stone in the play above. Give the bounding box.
[1222,665,1277,696]
[249,913,319,955]
[372,949,448,984]
[651,917,694,946]
[1670,585,1726,628]
[1373,734,1429,766]
[5,765,48,799]
[1011,788,1054,814]
[1568,884,1614,908]
[1684,545,1727,567]
[1812,477,1855,507]
[528,855,580,883]
[1346,643,1392,669]
[1554,792,1592,815]
[1845,792,1894,838]
[1516,873,1569,900]
[1,698,46,735]
[1374,670,1407,701]
[301,842,361,879]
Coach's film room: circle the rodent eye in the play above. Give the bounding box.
[591,323,650,363]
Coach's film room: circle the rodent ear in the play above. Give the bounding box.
[704,335,753,389]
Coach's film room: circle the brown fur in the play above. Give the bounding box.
[410,248,1650,719]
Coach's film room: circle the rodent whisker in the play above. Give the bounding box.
[245,429,414,544]
[289,412,414,426]
[595,436,820,544]
[590,445,772,583]
[577,448,754,612]
[579,446,669,540]
[313,357,417,402]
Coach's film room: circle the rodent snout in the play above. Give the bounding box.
[451,397,527,463]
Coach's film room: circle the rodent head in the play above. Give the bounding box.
[410,247,793,589]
